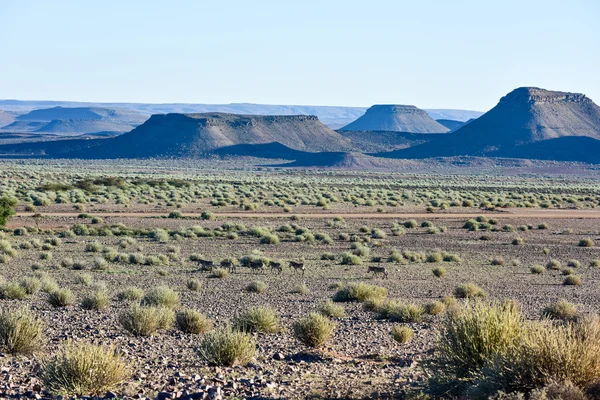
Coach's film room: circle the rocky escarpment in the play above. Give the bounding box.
[340,105,449,133]
[66,112,355,158]
[379,87,600,162]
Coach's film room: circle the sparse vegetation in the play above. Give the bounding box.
[292,312,336,348]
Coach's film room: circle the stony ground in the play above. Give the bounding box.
[1,209,600,399]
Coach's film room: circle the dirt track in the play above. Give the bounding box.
[15,209,600,219]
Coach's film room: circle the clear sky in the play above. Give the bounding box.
[1,0,598,111]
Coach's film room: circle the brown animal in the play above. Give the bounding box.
[197,259,214,272]
[367,266,388,278]
[249,260,266,273]
[269,261,283,274]
[221,260,237,273]
[289,261,305,276]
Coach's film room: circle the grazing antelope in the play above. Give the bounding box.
[367,265,388,279]
[269,261,283,274]
[249,260,266,273]
[221,260,237,273]
[289,261,305,276]
[197,259,214,272]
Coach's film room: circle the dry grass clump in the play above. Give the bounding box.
[0,282,28,300]
[578,238,595,247]
[186,279,202,292]
[425,300,447,316]
[19,277,41,295]
[333,282,387,303]
[291,283,310,295]
[246,280,268,293]
[210,267,229,279]
[234,307,280,333]
[41,342,130,396]
[175,309,212,334]
[118,305,174,336]
[563,275,582,286]
[292,312,336,348]
[432,267,447,278]
[391,325,414,344]
[196,327,256,366]
[81,290,109,310]
[542,300,578,321]
[141,286,179,309]
[376,301,424,323]
[0,308,44,354]
[116,287,144,302]
[319,300,345,318]
[530,265,545,274]
[434,301,523,380]
[48,288,75,307]
[546,259,562,270]
[454,283,487,299]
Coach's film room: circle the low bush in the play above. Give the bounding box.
[41,342,130,396]
[578,238,595,247]
[234,307,280,333]
[454,283,487,299]
[186,279,202,292]
[319,300,345,318]
[391,325,414,344]
[141,286,179,309]
[246,281,267,293]
[197,327,256,366]
[119,305,174,336]
[432,267,446,278]
[542,299,577,321]
[0,308,44,354]
[563,275,582,286]
[81,290,109,310]
[210,268,229,279]
[530,265,545,274]
[292,312,335,348]
[175,309,212,334]
[48,289,75,307]
[333,282,387,303]
[116,287,144,302]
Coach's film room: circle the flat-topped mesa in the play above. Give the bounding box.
[184,113,321,128]
[500,87,592,106]
[340,104,450,133]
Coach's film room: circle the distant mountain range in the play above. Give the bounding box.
[0,87,598,165]
[0,100,483,131]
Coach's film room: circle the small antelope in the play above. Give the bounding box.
[269,261,283,274]
[221,260,237,273]
[249,260,266,273]
[367,266,388,279]
[289,261,305,276]
[197,259,214,272]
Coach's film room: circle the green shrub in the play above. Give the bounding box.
[186,279,202,292]
[291,283,310,295]
[118,305,174,336]
[81,290,109,310]
[48,289,75,307]
[340,252,362,265]
[41,342,130,396]
[432,267,447,278]
[197,327,256,366]
[246,280,267,293]
[530,265,545,274]
[19,277,41,295]
[260,233,280,244]
[319,300,345,318]
[116,287,144,302]
[567,259,581,268]
[391,325,414,344]
[578,238,595,247]
[210,268,229,279]
[234,307,280,333]
[0,282,28,300]
[141,286,179,309]
[563,275,582,286]
[0,308,44,354]
[425,300,447,316]
[333,282,387,303]
[387,303,424,323]
[546,259,562,270]
[434,301,523,379]
[175,309,212,334]
[292,312,335,348]
[454,283,487,299]
[542,299,577,321]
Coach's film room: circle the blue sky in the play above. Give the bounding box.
[1,0,598,110]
